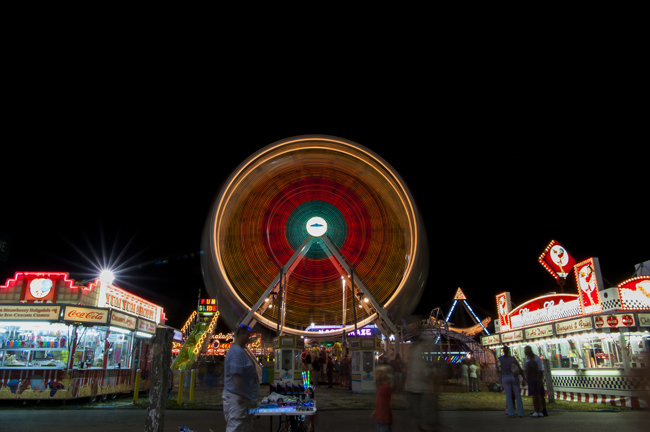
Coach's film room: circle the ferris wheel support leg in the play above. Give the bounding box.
[321,235,398,336]
[237,236,315,328]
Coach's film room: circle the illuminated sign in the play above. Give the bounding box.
[0,304,61,321]
[199,298,218,313]
[496,292,512,332]
[481,334,500,346]
[509,293,580,328]
[136,318,157,334]
[524,324,554,340]
[96,281,164,323]
[501,329,523,343]
[617,276,650,310]
[555,316,593,335]
[539,240,576,279]
[63,306,109,324]
[109,310,137,330]
[574,258,604,315]
[593,313,635,329]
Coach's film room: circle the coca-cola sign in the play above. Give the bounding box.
[63,306,108,324]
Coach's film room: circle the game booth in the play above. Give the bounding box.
[0,271,164,400]
[483,256,650,409]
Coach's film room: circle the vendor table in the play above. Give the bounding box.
[248,400,316,432]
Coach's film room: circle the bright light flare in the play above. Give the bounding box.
[100,269,115,285]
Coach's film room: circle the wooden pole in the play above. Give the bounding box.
[542,358,555,403]
[145,326,174,432]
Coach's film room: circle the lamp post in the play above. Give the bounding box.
[342,277,347,347]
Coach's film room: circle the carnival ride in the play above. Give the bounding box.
[201,136,429,339]
[171,312,219,370]
[402,288,497,378]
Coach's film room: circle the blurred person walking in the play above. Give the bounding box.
[469,359,479,392]
[405,332,440,431]
[499,346,525,418]
[390,353,404,394]
[524,346,544,417]
[372,360,394,431]
[327,356,334,388]
[222,325,260,432]
[460,359,469,392]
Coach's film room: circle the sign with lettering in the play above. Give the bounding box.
[109,310,137,330]
[525,324,554,339]
[63,306,108,324]
[574,257,604,315]
[199,298,218,313]
[500,330,523,343]
[97,282,164,323]
[617,276,650,310]
[555,316,593,335]
[593,313,635,329]
[136,318,157,334]
[509,293,580,329]
[481,334,501,346]
[0,304,61,321]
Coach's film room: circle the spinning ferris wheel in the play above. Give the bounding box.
[201,135,429,337]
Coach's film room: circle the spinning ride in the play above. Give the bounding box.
[201,135,429,337]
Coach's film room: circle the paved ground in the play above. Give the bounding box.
[1,409,648,432]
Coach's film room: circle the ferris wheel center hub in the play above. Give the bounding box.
[306,217,328,237]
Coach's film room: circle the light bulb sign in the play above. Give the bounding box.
[199,298,218,314]
[539,240,576,280]
[574,257,604,315]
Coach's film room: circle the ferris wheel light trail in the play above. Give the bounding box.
[202,135,429,335]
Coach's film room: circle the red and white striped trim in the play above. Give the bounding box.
[552,391,643,409]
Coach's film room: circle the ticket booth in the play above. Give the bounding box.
[350,337,378,394]
[273,335,303,385]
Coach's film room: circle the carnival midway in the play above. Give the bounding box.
[1,136,649,432]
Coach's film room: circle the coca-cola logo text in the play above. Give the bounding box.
[67,309,105,320]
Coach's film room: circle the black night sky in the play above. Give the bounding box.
[2,100,647,332]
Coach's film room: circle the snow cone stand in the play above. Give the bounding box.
[0,271,164,401]
[483,255,650,409]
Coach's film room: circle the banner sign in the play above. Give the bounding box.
[574,258,604,315]
[617,276,650,310]
[96,280,164,323]
[501,329,523,343]
[539,240,577,279]
[0,304,61,321]
[109,310,137,330]
[509,294,580,329]
[63,306,109,324]
[136,318,157,334]
[555,316,593,335]
[524,324,554,339]
[593,313,635,329]
[481,334,501,346]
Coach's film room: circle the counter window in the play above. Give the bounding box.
[106,328,132,369]
[0,322,70,368]
[73,326,107,368]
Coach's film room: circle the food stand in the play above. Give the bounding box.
[0,271,165,400]
[484,270,650,409]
